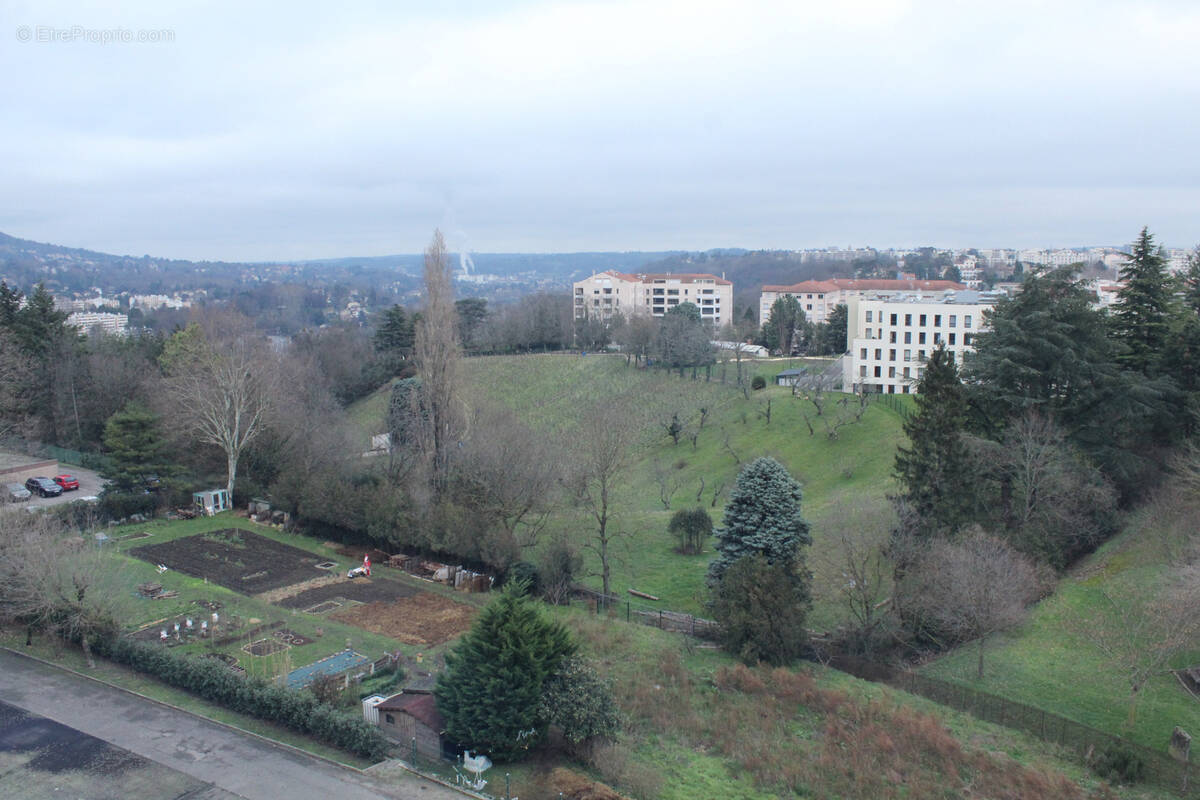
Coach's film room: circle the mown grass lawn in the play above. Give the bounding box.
[921,501,1200,753]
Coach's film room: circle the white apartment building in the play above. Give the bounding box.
[68,311,128,335]
[759,279,965,326]
[573,270,733,325]
[842,290,997,395]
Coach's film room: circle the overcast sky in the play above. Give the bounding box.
[1,0,1198,261]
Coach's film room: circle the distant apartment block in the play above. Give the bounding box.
[573,270,733,325]
[68,311,128,335]
[843,290,997,395]
[129,293,190,310]
[759,279,965,326]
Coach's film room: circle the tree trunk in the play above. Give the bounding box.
[977,635,986,680]
[226,450,238,502]
[81,635,95,669]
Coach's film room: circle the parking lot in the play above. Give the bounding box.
[4,465,106,510]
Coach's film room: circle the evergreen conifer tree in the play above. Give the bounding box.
[893,344,972,537]
[101,402,173,493]
[435,583,575,761]
[1114,227,1173,376]
[707,457,811,585]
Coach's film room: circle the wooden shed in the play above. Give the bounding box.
[373,690,448,761]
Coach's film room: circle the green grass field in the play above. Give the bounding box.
[921,497,1200,753]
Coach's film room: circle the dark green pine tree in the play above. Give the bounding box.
[0,281,22,329]
[822,303,849,354]
[435,583,575,762]
[893,344,972,538]
[1182,246,1200,316]
[101,402,174,493]
[1114,227,1173,376]
[373,304,415,353]
[707,456,811,585]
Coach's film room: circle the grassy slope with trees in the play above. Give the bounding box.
[350,352,905,624]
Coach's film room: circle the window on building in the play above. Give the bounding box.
[889,349,896,361]
[933,332,942,344]
[865,310,873,322]
[860,365,867,377]
[902,385,910,394]
[919,314,927,326]
[888,366,896,378]
[807,304,813,310]
[603,288,612,294]
[667,289,679,296]
[904,331,912,344]
[575,288,583,295]
[949,315,957,328]
[948,333,956,345]
[963,333,973,346]
[385,714,395,724]
[918,349,926,361]
[903,349,911,361]
[904,314,912,326]
[890,313,898,325]
[934,314,942,326]
[918,332,926,344]
[860,348,867,359]
[875,348,882,360]
[903,367,911,378]
[874,365,881,377]
[965,314,973,328]
[889,331,897,343]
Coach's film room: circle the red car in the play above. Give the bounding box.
[53,474,80,491]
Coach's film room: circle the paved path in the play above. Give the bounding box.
[0,649,468,800]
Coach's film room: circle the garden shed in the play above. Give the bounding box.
[193,489,231,516]
[371,690,448,760]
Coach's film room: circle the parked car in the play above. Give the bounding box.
[4,482,32,502]
[53,473,80,491]
[25,476,63,498]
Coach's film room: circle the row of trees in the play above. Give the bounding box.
[759,295,847,356]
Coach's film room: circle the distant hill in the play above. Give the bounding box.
[0,229,678,299]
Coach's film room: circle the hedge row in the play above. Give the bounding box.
[93,636,390,760]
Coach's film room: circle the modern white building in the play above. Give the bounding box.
[67,311,128,335]
[573,270,733,325]
[842,290,998,395]
[759,279,965,326]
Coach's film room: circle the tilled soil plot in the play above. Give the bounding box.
[330,593,476,645]
[275,576,419,610]
[130,530,328,595]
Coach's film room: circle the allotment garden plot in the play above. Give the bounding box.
[130,529,332,595]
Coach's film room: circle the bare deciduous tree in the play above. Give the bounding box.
[651,458,680,510]
[0,513,131,667]
[457,402,561,548]
[569,403,639,599]
[413,229,465,493]
[817,502,895,655]
[904,531,1039,679]
[1084,565,1200,728]
[162,324,276,500]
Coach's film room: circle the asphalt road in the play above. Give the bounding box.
[3,464,106,510]
[0,649,469,800]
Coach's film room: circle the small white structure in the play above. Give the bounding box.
[362,694,387,725]
[193,489,231,516]
[461,750,492,791]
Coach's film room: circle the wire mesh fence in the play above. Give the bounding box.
[570,586,721,640]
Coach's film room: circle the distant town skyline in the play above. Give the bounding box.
[3,0,1198,262]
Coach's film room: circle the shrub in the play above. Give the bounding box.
[751,375,767,390]
[668,507,712,555]
[1092,745,1146,785]
[507,561,540,595]
[538,656,621,750]
[538,538,582,605]
[710,554,811,666]
[99,490,156,521]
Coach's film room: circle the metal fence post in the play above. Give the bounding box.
[411,736,416,764]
